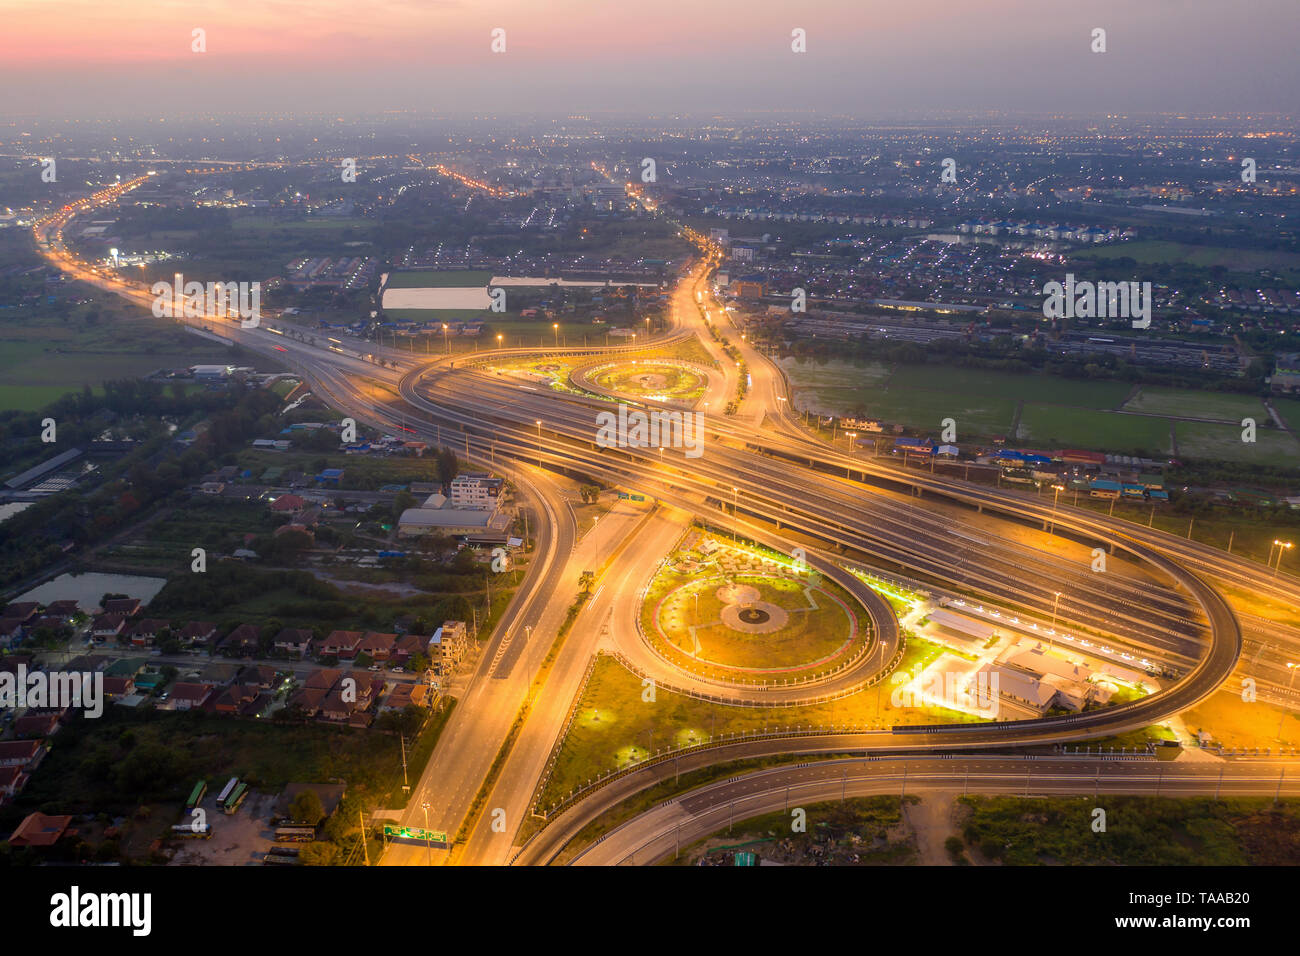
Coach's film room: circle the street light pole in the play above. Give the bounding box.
[1051,591,1061,630]
[1277,662,1298,743]
[731,486,739,543]
[421,801,432,867]
[1274,540,1293,577]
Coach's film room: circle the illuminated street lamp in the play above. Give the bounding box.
[553,322,559,347]
[496,333,504,349]
[1273,539,1293,577]
[535,420,542,462]
[442,323,449,355]
[731,486,739,542]
[1051,591,1061,630]
[1278,662,1299,743]
[1049,483,1065,535]
[844,433,857,477]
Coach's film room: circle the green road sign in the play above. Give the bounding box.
[383,824,448,843]
[617,492,629,499]
[631,494,645,502]
[734,851,756,866]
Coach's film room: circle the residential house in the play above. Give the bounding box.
[12,713,61,739]
[101,676,136,699]
[101,598,142,617]
[269,493,306,514]
[166,682,213,711]
[91,613,126,641]
[129,618,171,647]
[273,628,314,656]
[379,682,429,712]
[7,812,74,847]
[178,621,219,646]
[0,740,47,770]
[212,684,263,716]
[0,619,24,647]
[236,665,277,690]
[304,668,341,692]
[288,686,328,718]
[43,600,81,619]
[392,633,429,666]
[0,766,30,802]
[220,623,262,657]
[2,603,39,624]
[317,630,363,660]
[357,631,397,661]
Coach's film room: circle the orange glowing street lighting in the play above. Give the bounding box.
[1273,539,1293,576]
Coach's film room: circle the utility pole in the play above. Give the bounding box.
[400,735,409,793]
[359,810,370,865]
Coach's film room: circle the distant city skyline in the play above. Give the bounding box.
[1,0,1298,119]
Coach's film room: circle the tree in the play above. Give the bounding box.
[299,841,340,866]
[436,447,459,486]
[288,789,326,826]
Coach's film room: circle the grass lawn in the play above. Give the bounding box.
[535,640,980,812]
[780,358,893,390]
[889,365,1131,408]
[846,386,1019,437]
[590,362,707,402]
[1123,386,1269,422]
[1016,404,1173,453]
[1176,420,1300,464]
[1271,397,1300,430]
[648,574,861,674]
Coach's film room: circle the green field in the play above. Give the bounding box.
[0,330,239,412]
[888,366,1131,409]
[383,270,493,289]
[1271,398,1300,430]
[1017,405,1173,453]
[1074,239,1300,276]
[780,358,892,390]
[851,387,1019,437]
[959,795,1300,865]
[785,361,1137,439]
[1176,420,1300,464]
[1123,386,1269,422]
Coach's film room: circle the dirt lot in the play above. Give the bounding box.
[169,791,281,866]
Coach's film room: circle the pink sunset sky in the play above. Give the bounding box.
[1,0,1296,117]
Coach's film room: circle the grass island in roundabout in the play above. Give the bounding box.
[639,529,870,685]
[574,358,710,406]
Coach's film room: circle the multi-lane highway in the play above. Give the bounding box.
[31,176,1300,867]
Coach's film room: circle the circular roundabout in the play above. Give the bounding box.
[641,547,869,685]
[572,358,711,406]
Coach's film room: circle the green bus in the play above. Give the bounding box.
[223,782,249,815]
[186,780,207,810]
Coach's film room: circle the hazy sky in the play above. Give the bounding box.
[2,0,1297,118]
